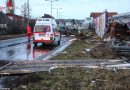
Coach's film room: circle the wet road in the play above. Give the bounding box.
[0,36,71,61]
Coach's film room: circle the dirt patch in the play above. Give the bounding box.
[9,68,130,90]
[90,44,117,59]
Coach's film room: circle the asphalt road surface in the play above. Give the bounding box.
[0,36,72,61]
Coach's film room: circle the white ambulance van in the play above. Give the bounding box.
[33,18,61,47]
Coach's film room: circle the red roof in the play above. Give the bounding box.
[90,12,118,18]
[6,13,28,19]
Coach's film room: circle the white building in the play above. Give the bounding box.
[82,17,94,30]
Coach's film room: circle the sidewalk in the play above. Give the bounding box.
[0,33,26,40]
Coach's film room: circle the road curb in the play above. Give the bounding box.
[42,38,76,60]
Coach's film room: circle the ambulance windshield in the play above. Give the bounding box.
[35,25,50,32]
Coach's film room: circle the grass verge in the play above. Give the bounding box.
[51,39,116,60]
[11,68,130,90]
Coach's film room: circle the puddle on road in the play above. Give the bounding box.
[0,42,54,88]
[0,37,71,61]
[17,42,52,61]
[0,42,52,61]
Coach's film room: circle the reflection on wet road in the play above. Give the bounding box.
[0,36,71,61]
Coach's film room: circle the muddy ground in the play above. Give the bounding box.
[3,68,129,90]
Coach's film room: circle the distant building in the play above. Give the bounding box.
[0,12,11,34]
[83,17,93,25]
[82,17,94,30]
[0,12,31,34]
[6,13,28,23]
[90,12,117,18]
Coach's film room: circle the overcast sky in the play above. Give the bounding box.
[0,0,130,19]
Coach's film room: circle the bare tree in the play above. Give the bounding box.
[21,2,31,19]
[20,2,31,32]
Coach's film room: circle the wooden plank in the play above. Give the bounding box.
[0,59,124,76]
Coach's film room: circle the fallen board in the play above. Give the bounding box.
[0,59,125,76]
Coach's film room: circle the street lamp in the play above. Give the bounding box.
[45,0,58,16]
[53,8,62,19]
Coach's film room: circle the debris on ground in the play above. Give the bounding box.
[11,68,130,90]
[85,48,91,52]
[52,31,117,60]
[0,61,10,67]
[90,44,117,59]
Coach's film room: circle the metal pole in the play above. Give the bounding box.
[45,0,58,17]
[53,8,62,19]
[27,0,29,24]
[59,12,63,19]
[57,9,58,19]
[51,1,52,16]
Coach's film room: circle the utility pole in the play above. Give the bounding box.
[45,0,58,17]
[53,8,62,19]
[27,0,29,24]
[51,1,52,16]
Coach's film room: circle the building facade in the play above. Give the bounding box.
[90,12,117,18]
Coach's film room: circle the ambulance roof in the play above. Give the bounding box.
[35,18,57,27]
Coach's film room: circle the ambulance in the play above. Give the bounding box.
[33,18,61,47]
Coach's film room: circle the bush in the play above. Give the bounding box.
[7,26,22,34]
[6,22,25,34]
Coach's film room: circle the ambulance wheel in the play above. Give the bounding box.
[42,43,45,46]
[34,42,37,47]
[57,37,61,46]
[57,40,60,46]
[53,39,56,46]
